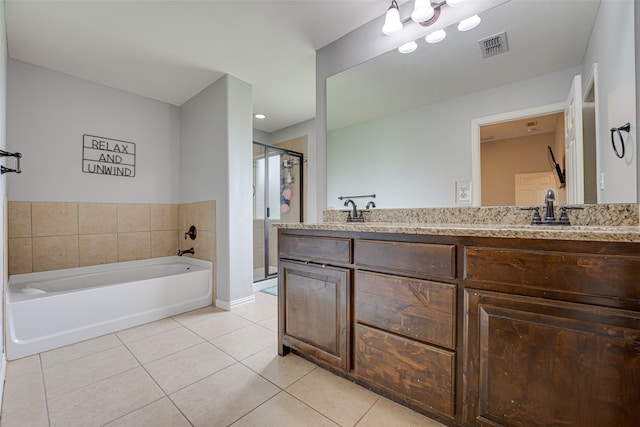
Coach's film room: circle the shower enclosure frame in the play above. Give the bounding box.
[253,141,304,283]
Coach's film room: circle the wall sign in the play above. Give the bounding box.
[82,134,136,177]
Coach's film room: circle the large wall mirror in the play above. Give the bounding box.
[326,0,636,209]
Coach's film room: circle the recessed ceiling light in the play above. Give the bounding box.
[254,113,266,119]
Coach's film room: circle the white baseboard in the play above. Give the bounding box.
[215,294,256,311]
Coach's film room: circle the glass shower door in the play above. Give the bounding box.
[253,142,303,283]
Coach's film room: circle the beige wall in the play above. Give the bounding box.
[8,201,215,279]
[481,133,555,206]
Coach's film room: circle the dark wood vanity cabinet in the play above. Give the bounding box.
[278,259,351,370]
[463,240,640,427]
[278,228,640,427]
[463,290,640,427]
[353,239,458,418]
[278,233,352,371]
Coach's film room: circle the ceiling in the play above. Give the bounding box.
[480,113,563,143]
[4,0,399,133]
[2,1,605,135]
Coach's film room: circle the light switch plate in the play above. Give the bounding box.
[456,181,472,203]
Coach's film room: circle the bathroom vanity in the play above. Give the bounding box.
[276,220,640,427]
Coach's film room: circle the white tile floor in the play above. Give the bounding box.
[0,291,446,427]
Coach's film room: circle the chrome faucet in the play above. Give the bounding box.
[544,189,556,222]
[344,199,358,219]
[178,247,195,256]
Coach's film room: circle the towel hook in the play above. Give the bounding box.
[610,123,630,159]
[0,149,22,174]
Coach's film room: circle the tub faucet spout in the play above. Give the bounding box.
[178,247,195,256]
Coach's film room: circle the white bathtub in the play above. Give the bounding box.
[6,256,212,360]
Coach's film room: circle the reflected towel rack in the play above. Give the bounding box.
[338,194,376,200]
[0,150,22,174]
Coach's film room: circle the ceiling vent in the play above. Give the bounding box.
[478,31,509,58]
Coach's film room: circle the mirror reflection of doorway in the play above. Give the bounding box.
[480,112,566,206]
[252,142,303,283]
[474,71,599,207]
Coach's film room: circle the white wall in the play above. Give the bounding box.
[179,75,253,306]
[6,59,181,203]
[582,0,636,203]
[327,68,579,208]
[0,0,8,404]
[226,76,253,302]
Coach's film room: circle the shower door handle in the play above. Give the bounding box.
[266,207,270,218]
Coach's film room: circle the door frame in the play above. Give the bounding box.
[470,102,565,206]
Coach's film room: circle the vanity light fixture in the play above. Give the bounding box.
[254,113,266,119]
[382,0,403,35]
[383,0,482,53]
[425,29,446,43]
[398,40,418,53]
[411,0,435,23]
[458,14,481,31]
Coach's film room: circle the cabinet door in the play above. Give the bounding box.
[278,260,350,371]
[464,289,640,427]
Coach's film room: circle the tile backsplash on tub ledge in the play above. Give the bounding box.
[8,200,216,275]
[322,204,639,227]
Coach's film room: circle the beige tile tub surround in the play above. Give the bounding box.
[32,236,79,272]
[7,201,216,275]
[178,201,216,265]
[32,202,78,237]
[79,234,118,267]
[8,237,32,275]
[117,204,150,233]
[8,201,31,238]
[79,203,117,234]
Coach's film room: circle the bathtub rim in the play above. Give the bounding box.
[9,255,211,288]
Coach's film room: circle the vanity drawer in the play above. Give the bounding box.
[464,246,640,305]
[355,270,456,349]
[354,324,455,417]
[355,239,455,279]
[279,234,352,264]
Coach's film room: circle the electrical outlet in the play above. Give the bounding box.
[456,181,472,203]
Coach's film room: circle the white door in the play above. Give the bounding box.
[565,75,584,204]
[515,172,557,206]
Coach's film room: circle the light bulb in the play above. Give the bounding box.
[425,29,446,43]
[446,0,465,7]
[382,5,403,35]
[398,41,418,54]
[458,15,481,31]
[411,0,434,23]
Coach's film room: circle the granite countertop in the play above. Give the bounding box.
[276,205,640,242]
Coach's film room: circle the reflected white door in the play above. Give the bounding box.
[565,75,584,204]
[515,172,557,205]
